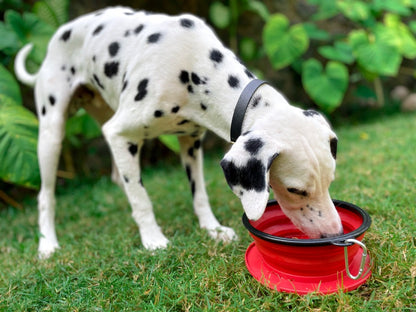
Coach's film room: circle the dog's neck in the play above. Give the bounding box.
[191,80,291,142]
[230,79,268,142]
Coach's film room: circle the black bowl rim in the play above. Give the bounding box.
[242,199,371,247]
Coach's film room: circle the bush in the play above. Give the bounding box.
[262,0,416,113]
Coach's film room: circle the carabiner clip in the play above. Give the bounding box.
[343,238,368,280]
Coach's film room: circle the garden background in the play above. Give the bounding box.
[0,0,415,310]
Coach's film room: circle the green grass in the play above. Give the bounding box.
[1,113,416,311]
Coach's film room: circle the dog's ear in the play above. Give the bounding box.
[220,131,280,220]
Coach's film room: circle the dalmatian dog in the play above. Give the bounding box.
[15,7,342,259]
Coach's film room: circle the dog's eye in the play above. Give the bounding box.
[287,188,308,197]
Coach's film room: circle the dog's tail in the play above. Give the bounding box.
[14,43,38,87]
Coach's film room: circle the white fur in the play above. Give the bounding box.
[15,7,342,258]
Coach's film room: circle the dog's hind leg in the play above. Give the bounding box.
[102,115,169,251]
[178,134,237,242]
[35,76,73,258]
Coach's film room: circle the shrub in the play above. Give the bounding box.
[263,0,416,113]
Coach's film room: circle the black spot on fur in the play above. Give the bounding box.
[70,67,76,75]
[122,75,128,92]
[251,96,261,108]
[180,18,194,28]
[128,142,138,156]
[185,165,192,181]
[93,74,104,89]
[188,147,194,158]
[210,49,223,64]
[134,24,144,35]
[109,42,120,57]
[191,180,196,197]
[135,79,149,101]
[303,110,320,117]
[245,68,255,79]
[93,25,104,36]
[41,106,46,116]
[147,33,161,43]
[187,85,194,93]
[92,56,96,62]
[244,138,264,155]
[330,137,338,160]
[221,158,266,192]
[61,29,72,42]
[228,75,240,88]
[200,103,207,110]
[179,71,190,84]
[154,110,163,117]
[191,72,201,85]
[104,62,119,78]
[172,106,180,113]
[123,175,129,183]
[194,140,201,149]
[48,95,56,106]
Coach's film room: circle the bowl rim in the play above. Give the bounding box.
[242,199,372,247]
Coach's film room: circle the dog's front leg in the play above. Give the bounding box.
[102,120,169,251]
[178,134,237,242]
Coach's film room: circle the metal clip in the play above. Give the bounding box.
[344,238,368,280]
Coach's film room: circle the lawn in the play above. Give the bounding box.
[0,112,415,311]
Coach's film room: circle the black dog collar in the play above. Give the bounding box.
[230,79,268,142]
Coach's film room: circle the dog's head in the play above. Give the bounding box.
[221,108,342,238]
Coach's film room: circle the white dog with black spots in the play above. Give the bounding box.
[15,7,342,259]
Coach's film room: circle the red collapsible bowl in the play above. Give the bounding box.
[242,200,372,295]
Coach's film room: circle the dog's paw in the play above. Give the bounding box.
[38,238,60,259]
[206,226,238,243]
[141,232,170,251]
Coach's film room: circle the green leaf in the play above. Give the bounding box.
[246,0,270,21]
[349,29,402,76]
[33,0,69,28]
[5,10,55,65]
[159,135,180,154]
[263,14,309,70]
[0,64,22,105]
[303,22,331,41]
[239,37,258,61]
[0,22,20,53]
[65,109,101,147]
[318,41,355,64]
[409,21,416,34]
[337,0,370,22]
[371,0,412,16]
[209,1,231,29]
[302,59,348,113]
[378,13,416,59]
[307,0,339,20]
[0,94,40,189]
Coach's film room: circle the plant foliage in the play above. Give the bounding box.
[261,0,416,112]
[0,1,66,189]
[0,64,39,188]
